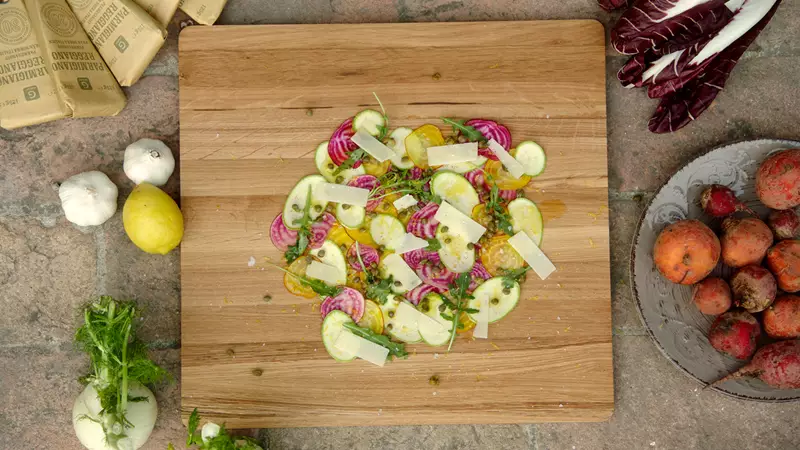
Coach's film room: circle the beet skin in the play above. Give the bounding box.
[708,310,761,360]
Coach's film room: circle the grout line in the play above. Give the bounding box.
[95,227,107,296]
[526,424,538,450]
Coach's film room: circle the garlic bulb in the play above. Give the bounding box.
[123,139,175,186]
[59,171,118,226]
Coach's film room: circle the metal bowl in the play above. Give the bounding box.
[631,139,800,401]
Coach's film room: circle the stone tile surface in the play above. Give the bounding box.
[0,218,95,346]
[266,423,531,450]
[536,336,800,450]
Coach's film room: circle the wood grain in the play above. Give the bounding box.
[179,21,612,428]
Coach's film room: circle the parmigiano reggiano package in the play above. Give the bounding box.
[178,0,226,25]
[24,0,127,118]
[132,0,179,27]
[0,0,67,129]
[66,0,166,86]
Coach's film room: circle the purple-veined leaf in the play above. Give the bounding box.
[648,0,781,133]
[620,0,778,98]
[612,0,733,55]
[597,0,631,11]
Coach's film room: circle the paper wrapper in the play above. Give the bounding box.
[0,0,68,129]
[24,0,126,119]
[132,0,178,27]
[178,0,226,25]
[66,0,166,86]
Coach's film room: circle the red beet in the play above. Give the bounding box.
[709,340,800,389]
[768,209,800,240]
[763,295,800,339]
[720,217,773,268]
[730,265,778,313]
[708,310,761,360]
[756,149,800,210]
[700,184,754,217]
[692,277,732,315]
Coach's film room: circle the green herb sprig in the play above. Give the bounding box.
[439,273,479,352]
[273,264,342,298]
[343,322,408,359]
[485,182,514,236]
[501,266,531,290]
[353,242,393,304]
[442,117,486,143]
[333,148,366,175]
[284,186,314,263]
[373,92,390,141]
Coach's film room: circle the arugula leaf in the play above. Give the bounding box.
[284,187,314,264]
[271,263,342,298]
[333,148,366,175]
[441,272,476,352]
[425,238,441,252]
[344,322,408,359]
[442,117,486,142]
[501,266,531,290]
[366,275,394,305]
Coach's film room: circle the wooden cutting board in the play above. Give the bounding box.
[179,21,612,428]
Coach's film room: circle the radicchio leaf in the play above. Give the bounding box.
[611,0,733,55]
[648,0,781,133]
[597,0,631,11]
[621,0,778,99]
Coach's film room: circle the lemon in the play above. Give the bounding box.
[123,183,184,254]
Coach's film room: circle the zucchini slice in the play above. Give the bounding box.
[430,171,480,216]
[467,277,521,323]
[283,175,328,229]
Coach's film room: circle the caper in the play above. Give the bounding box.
[394,280,402,287]
[317,250,326,258]
[292,204,300,211]
[327,163,335,170]
[502,287,511,295]
[314,205,322,212]
[388,311,395,318]
[491,298,500,305]
[429,375,440,386]
[359,227,367,233]
[335,176,344,183]
[445,238,452,244]
[252,368,263,377]
[342,204,351,210]
[438,303,446,313]
[467,243,474,250]
[387,323,394,330]
[226,348,235,357]
[441,226,449,233]
[401,156,410,162]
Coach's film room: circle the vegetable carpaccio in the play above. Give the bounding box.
[269,109,551,365]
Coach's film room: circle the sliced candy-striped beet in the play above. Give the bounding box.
[408,167,424,179]
[328,118,361,167]
[498,189,518,201]
[270,213,298,251]
[417,262,457,290]
[406,284,442,306]
[469,261,492,291]
[464,169,487,190]
[348,175,380,211]
[347,243,379,271]
[402,247,440,270]
[407,202,440,239]
[320,287,365,322]
[467,119,511,160]
[309,213,336,249]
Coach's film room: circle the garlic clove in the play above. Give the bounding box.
[59,171,118,226]
[123,138,175,186]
